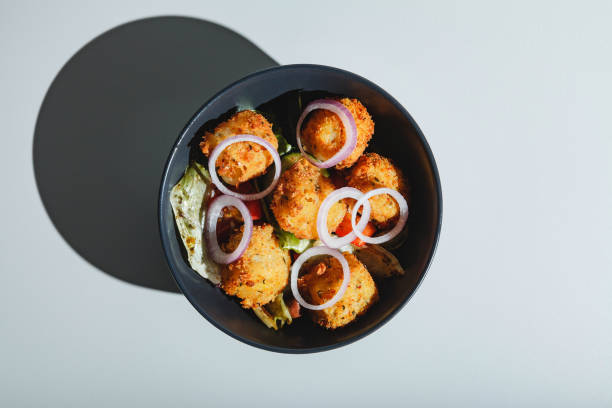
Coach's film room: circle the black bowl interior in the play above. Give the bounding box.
[159,64,442,353]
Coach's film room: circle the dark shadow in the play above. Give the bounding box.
[33,16,279,292]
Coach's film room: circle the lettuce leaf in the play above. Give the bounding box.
[266,293,293,327]
[275,229,313,254]
[252,294,293,330]
[281,152,302,172]
[169,162,221,284]
[282,152,330,177]
[252,306,277,330]
[275,131,292,156]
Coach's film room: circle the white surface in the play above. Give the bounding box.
[2,1,611,406]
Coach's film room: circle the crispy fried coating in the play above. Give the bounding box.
[298,253,378,329]
[270,158,347,240]
[300,98,374,169]
[220,224,290,309]
[345,153,409,228]
[200,110,278,186]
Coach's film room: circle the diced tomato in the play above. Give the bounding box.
[245,199,263,220]
[335,213,353,238]
[232,182,262,220]
[335,212,376,247]
[287,298,301,319]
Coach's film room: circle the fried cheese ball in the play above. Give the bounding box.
[298,253,378,329]
[300,98,374,169]
[220,224,290,309]
[345,153,409,228]
[200,110,278,186]
[270,158,347,240]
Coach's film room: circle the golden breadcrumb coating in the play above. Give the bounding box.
[298,253,378,329]
[345,153,409,228]
[300,98,374,169]
[220,224,290,309]
[200,110,278,186]
[270,158,347,240]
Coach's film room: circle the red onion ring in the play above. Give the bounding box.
[203,194,253,264]
[290,247,351,310]
[208,134,281,201]
[296,99,357,169]
[317,187,372,248]
[350,188,409,245]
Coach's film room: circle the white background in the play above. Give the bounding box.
[1,1,611,406]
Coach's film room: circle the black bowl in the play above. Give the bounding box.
[159,64,442,353]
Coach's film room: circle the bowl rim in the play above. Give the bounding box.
[158,63,443,353]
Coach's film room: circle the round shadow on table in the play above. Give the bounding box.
[33,16,278,292]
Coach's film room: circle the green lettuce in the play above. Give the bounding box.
[169,162,220,284]
[275,229,313,253]
[275,131,293,156]
[253,293,293,330]
[281,152,302,171]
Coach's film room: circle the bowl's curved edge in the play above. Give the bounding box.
[158,64,443,354]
